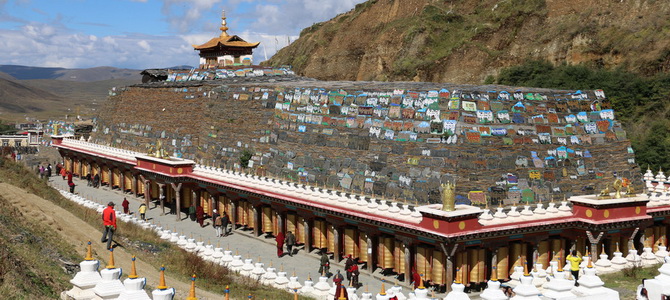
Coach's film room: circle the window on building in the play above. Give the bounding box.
[14,140,21,147]
[1,139,8,147]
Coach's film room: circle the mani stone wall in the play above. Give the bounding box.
[92,80,640,205]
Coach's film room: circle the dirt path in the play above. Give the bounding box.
[0,183,223,299]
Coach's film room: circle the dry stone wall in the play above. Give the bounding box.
[92,80,640,205]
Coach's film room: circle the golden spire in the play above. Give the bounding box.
[157,265,168,290]
[106,248,116,269]
[225,285,230,300]
[339,285,347,300]
[129,256,139,279]
[186,274,197,300]
[455,267,462,284]
[295,288,299,300]
[588,254,594,268]
[491,266,498,281]
[418,273,425,289]
[523,257,530,276]
[379,280,386,295]
[85,240,94,261]
[616,242,620,253]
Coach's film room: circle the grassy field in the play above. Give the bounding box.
[600,264,661,300]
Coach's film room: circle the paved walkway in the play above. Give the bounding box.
[49,176,458,298]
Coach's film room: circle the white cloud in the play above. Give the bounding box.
[137,40,152,52]
[159,0,222,33]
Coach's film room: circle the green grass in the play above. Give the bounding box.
[0,157,304,299]
[601,264,661,299]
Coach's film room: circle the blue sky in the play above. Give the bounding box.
[0,0,364,69]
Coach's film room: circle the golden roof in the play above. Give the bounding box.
[193,9,259,50]
[193,35,260,50]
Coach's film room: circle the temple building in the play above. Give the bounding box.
[193,10,259,68]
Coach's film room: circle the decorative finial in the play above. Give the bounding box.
[418,273,425,289]
[523,257,530,276]
[339,285,347,300]
[106,248,115,269]
[129,256,139,279]
[440,181,456,212]
[380,280,386,295]
[186,274,197,300]
[616,242,620,253]
[157,265,168,290]
[85,240,94,261]
[491,266,498,281]
[455,267,462,284]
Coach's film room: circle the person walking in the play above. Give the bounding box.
[196,205,204,227]
[212,209,221,237]
[122,197,130,214]
[189,204,197,222]
[285,231,296,256]
[411,267,422,289]
[333,270,347,299]
[93,173,100,188]
[68,181,76,193]
[101,202,117,250]
[566,250,583,281]
[46,164,52,177]
[319,251,330,276]
[348,263,359,287]
[221,211,230,236]
[344,254,354,282]
[138,203,147,221]
[275,231,285,257]
[60,166,67,179]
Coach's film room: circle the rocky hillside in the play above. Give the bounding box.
[267,0,670,84]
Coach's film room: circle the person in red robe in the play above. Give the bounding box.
[275,232,285,257]
[195,205,204,227]
[412,267,422,289]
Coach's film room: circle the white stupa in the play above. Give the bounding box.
[115,256,151,300]
[299,274,315,296]
[376,281,392,300]
[594,247,613,275]
[388,282,407,300]
[220,249,234,266]
[211,245,224,264]
[640,247,658,267]
[240,257,255,276]
[229,251,244,272]
[150,266,176,300]
[510,264,541,300]
[531,264,547,289]
[408,275,429,299]
[571,259,620,300]
[625,245,641,268]
[64,241,102,300]
[287,271,303,291]
[91,249,124,300]
[480,266,508,300]
[312,273,332,297]
[273,267,290,290]
[250,261,266,280]
[507,265,524,288]
[541,268,575,300]
[642,256,670,300]
[610,244,628,271]
[443,270,471,300]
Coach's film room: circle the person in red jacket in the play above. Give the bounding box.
[101,202,117,250]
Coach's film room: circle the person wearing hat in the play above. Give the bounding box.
[101,201,117,249]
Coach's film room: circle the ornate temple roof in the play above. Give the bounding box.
[192,10,259,50]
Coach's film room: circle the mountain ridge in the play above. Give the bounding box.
[266,0,670,84]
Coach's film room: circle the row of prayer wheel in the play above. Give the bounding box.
[62,155,670,286]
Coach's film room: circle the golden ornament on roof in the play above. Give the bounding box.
[440,181,456,212]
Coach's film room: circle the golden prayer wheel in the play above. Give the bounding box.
[247,205,255,229]
[469,249,485,283]
[272,211,280,234]
[358,232,369,263]
[112,169,120,187]
[456,251,468,283]
[200,191,209,214]
[550,239,565,265]
[575,236,586,257]
[394,242,406,274]
[123,171,132,191]
[81,162,89,177]
[73,160,80,175]
[262,207,273,233]
[65,158,72,172]
[91,163,98,176]
[509,243,525,274]
[378,236,395,269]
[644,227,655,249]
[313,220,327,249]
[496,247,509,280]
[416,246,431,281]
[137,178,145,194]
[150,181,159,199]
[182,187,192,208]
[327,224,336,253]
[287,214,297,235]
[432,251,446,285]
[297,216,305,244]
[655,226,667,252]
[537,241,550,269]
[344,228,358,259]
[101,166,109,184]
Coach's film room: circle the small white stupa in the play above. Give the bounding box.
[642,256,670,300]
[510,263,541,300]
[273,265,290,290]
[443,269,471,300]
[250,260,266,281]
[376,281,392,300]
[408,275,429,299]
[261,262,277,285]
[541,266,576,300]
[360,285,374,300]
[594,246,614,275]
[640,247,658,267]
[388,281,407,300]
[287,271,303,291]
[312,271,332,297]
[150,266,176,300]
[625,244,641,268]
[240,256,255,276]
[115,256,151,300]
[211,244,224,264]
[64,241,102,300]
[229,251,244,272]
[507,264,525,288]
[480,266,508,300]
[220,248,234,267]
[299,274,315,296]
[91,249,125,300]
[610,243,628,271]
[571,258,620,300]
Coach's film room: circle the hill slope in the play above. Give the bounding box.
[267,0,670,84]
[0,78,65,115]
[0,65,141,82]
